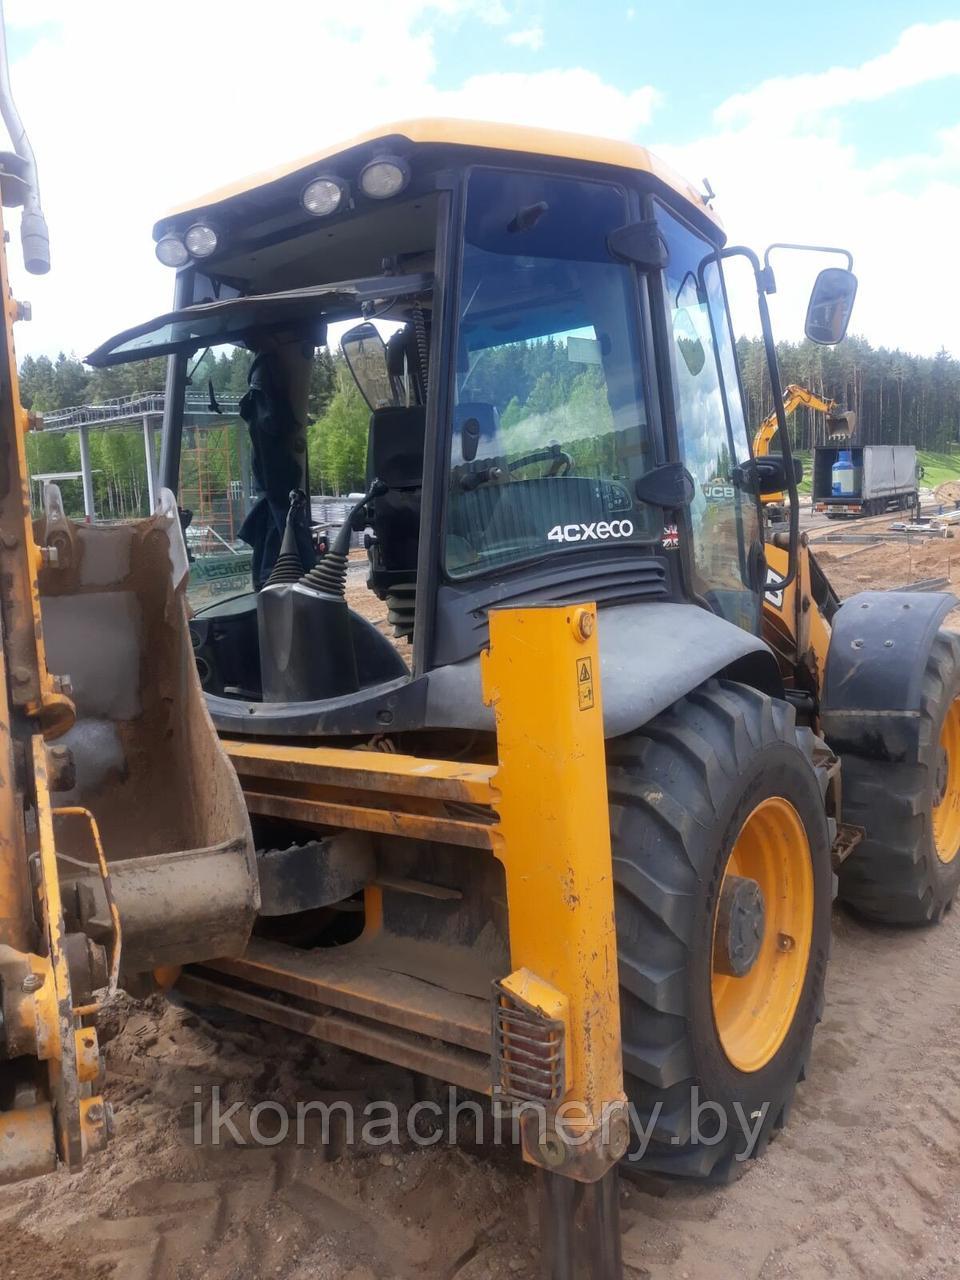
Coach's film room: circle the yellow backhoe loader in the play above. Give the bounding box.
[753,383,856,515]
[2,18,958,1277]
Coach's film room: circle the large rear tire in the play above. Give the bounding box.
[608,680,832,1181]
[837,631,960,924]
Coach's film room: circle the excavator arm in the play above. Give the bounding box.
[753,384,854,507]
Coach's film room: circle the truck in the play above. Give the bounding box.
[812,443,919,517]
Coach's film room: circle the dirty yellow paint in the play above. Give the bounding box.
[481,604,625,1140]
[161,117,721,233]
[764,541,831,693]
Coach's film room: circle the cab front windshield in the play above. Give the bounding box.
[446,168,655,578]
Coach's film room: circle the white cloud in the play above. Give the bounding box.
[3,7,956,366]
[3,0,74,24]
[5,1,660,362]
[658,21,960,357]
[427,69,659,134]
[716,19,960,131]
[505,26,544,51]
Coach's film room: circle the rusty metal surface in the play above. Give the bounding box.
[207,936,491,1054]
[224,739,497,804]
[62,839,259,975]
[243,789,496,848]
[178,971,491,1095]
[0,1103,57,1185]
[831,822,865,869]
[0,205,75,740]
[30,734,83,1168]
[538,1165,623,1280]
[53,806,121,999]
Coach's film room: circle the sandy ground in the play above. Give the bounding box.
[4,905,960,1279]
[5,534,960,1278]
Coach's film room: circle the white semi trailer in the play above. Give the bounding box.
[813,444,919,518]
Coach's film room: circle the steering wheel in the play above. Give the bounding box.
[507,445,573,478]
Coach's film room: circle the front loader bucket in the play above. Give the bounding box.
[36,487,258,982]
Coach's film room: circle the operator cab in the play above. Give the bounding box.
[86,120,856,737]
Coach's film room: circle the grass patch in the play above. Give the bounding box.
[916,451,960,489]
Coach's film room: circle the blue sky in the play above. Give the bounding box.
[4,1,958,359]
[429,0,958,152]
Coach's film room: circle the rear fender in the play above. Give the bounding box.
[821,589,958,760]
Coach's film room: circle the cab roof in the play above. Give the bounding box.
[157,117,722,237]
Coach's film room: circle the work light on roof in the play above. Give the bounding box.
[301,175,347,217]
[155,233,189,268]
[358,155,410,200]
[184,222,219,259]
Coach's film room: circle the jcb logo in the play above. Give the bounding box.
[547,519,634,544]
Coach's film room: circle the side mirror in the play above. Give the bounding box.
[735,455,803,496]
[804,268,858,345]
[341,321,395,410]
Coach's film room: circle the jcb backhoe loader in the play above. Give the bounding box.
[2,42,958,1277]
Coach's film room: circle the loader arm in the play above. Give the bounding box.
[0,35,257,1179]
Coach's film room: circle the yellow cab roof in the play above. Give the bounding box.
[158,117,722,234]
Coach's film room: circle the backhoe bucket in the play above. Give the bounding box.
[36,486,258,982]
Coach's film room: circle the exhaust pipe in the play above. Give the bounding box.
[0,0,49,274]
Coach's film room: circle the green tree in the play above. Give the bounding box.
[308,372,369,494]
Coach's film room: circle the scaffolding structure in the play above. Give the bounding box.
[34,392,244,524]
[178,425,247,554]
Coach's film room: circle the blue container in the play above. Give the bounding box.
[832,450,855,497]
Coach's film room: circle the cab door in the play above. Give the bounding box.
[655,204,763,633]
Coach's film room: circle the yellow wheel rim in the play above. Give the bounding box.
[711,797,814,1074]
[933,698,960,864]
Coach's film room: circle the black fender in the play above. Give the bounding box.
[211,602,783,740]
[821,590,958,761]
[425,601,783,738]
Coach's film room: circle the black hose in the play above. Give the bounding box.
[298,480,385,598]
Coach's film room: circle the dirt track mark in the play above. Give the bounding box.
[4,905,960,1278]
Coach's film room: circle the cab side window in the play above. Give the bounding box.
[656,205,762,632]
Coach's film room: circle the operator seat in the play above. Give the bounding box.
[365,405,425,638]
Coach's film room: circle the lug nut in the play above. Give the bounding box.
[21,972,44,993]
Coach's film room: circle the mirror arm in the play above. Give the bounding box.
[719,245,798,591]
[763,242,854,274]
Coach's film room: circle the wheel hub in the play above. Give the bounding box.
[710,797,815,1074]
[713,874,765,977]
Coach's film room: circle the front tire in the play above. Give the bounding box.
[608,680,832,1181]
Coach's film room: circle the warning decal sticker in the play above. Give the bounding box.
[577,656,595,711]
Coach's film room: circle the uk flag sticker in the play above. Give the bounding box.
[662,523,680,550]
